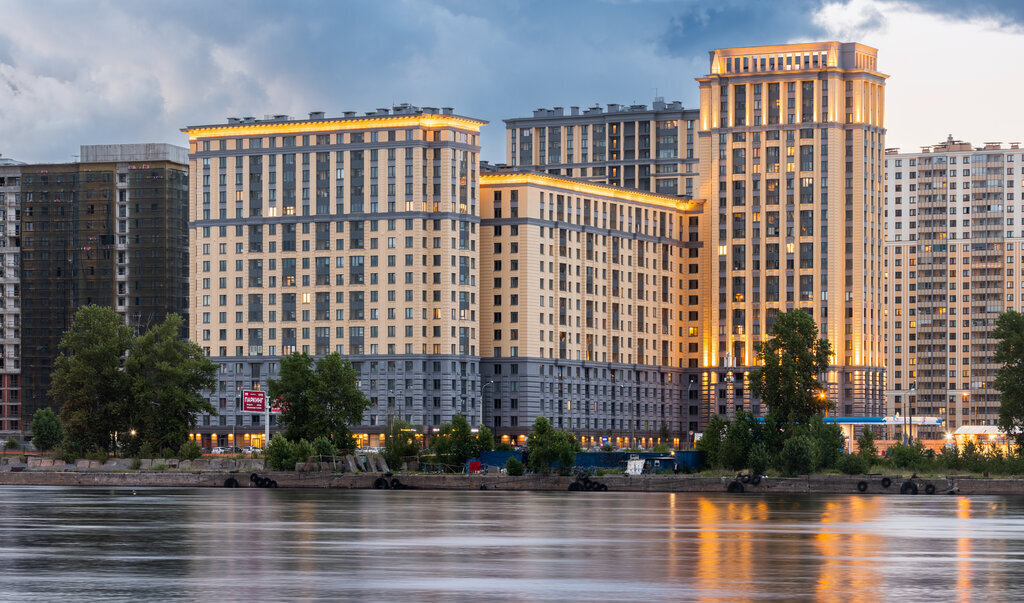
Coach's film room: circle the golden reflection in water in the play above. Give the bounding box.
[956,497,972,600]
[814,496,881,600]
[695,497,722,598]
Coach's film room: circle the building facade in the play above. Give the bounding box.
[19,144,190,421]
[479,171,707,447]
[504,100,700,197]
[0,155,22,436]
[695,42,888,422]
[182,106,486,450]
[885,138,1024,434]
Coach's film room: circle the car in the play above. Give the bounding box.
[211,447,231,454]
[242,446,263,454]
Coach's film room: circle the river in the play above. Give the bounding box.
[0,486,1018,600]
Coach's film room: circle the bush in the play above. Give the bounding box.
[129,457,142,470]
[52,447,77,464]
[887,441,927,471]
[857,426,878,460]
[805,417,844,471]
[265,435,295,471]
[3,437,18,451]
[696,415,728,468]
[312,436,337,459]
[151,462,168,471]
[160,447,176,459]
[494,442,514,452]
[747,442,771,476]
[720,414,755,470]
[780,434,819,476]
[505,456,525,476]
[30,408,63,452]
[178,440,202,461]
[86,446,108,462]
[836,453,871,475]
[139,442,155,460]
[292,438,315,468]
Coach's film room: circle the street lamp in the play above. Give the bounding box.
[481,380,496,431]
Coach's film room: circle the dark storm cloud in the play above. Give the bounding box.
[908,0,1024,28]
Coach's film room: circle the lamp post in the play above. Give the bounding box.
[481,380,496,432]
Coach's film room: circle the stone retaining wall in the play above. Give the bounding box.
[0,467,1021,495]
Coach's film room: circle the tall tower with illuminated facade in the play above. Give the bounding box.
[696,42,888,421]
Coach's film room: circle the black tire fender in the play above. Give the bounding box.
[568,482,583,491]
[727,480,744,493]
[249,473,259,483]
[857,480,868,492]
[740,474,751,484]
[751,475,762,486]
[924,484,936,495]
[373,477,388,489]
[881,477,892,489]
[269,480,278,488]
[223,477,239,488]
[598,483,608,491]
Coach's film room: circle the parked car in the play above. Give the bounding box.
[211,447,230,454]
[243,446,262,454]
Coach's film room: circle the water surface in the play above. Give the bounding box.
[0,487,1018,600]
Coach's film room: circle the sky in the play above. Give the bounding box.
[0,0,1022,164]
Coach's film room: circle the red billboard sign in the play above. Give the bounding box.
[241,390,266,413]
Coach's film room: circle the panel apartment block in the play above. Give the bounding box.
[479,171,707,447]
[504,100,700,197]
[696,42,888,421]
[885,138,1024,435]
[0,155,22,436]
[18,144,189,421]
[182,106,486,449]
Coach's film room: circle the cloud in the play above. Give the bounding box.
[0,0,1022,164]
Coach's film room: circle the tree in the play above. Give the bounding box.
[857,426,878,460]
[995,310,1024,449]
[383,419,420,470]
[696,415,728,468]
[124,313,217,455]
[431,414,491,471]
[51,305,134,454]
[270,352,370,449]
[749,310,832,425]
[30,408,63,451]
[526,416,581,475]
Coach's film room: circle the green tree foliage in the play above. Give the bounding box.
[270,352,370,449]
[178,440,202,461]
[747,442,771,476]
[779,434,819,476]
[749,310,832,425]
[383,419,421,470]
[265,434,294,470]
[51,305,134,455]
[505,455,525,476]
[431,414,491,471]
[312,436,338,458]
[124,313,217,455]
[696,415,727,468]
[836,453,870,475]
[804,416,844,470]
[857,426,878,460]
[30,408,63,452]
[995,310,1024,449]
[720,411,758,470]
[526,416,581,475]
[292,438,315,468]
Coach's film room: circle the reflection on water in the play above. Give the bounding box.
[0,487,1021,601]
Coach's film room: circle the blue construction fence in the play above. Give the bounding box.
[470,450,704,473]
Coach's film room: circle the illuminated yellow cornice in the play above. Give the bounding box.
[182,115,487,141]
[481,172,701,212]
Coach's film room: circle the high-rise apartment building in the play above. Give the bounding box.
[504,100,700,197]
[479,170,707,446]
[695,42,888,421]
[885,138,1024,433]
[0,155,22,436]
[181,106,486,449]
[19,144,190,420]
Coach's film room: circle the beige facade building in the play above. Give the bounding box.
[479,171,706,446]
[885,138,1024,435]
[0,156,21,437]
[695,42,888,421]
[504,100,700,197]
[182,106,486,449]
